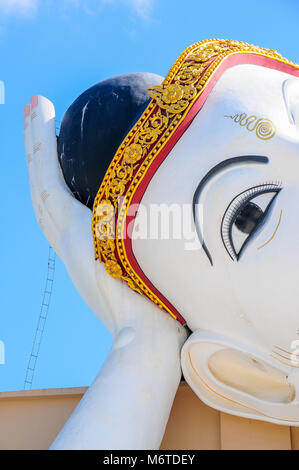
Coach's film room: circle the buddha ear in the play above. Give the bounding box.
[181,329,297,425]
[283,78,299,127]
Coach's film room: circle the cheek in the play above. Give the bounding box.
[227,231,299,353]
[223,186,299,352]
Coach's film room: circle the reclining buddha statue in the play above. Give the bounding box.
[24,39,299,449]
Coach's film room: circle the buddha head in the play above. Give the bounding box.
[59,40,299,426]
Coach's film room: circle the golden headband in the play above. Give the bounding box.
[92,39,299,325]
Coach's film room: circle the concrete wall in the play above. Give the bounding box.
[0,382,298,450]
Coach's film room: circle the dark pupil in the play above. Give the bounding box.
[234,202,264,234]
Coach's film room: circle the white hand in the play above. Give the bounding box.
[24,95,187,449]
[24,95,111,326]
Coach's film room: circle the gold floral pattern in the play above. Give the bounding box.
[161,83,184,103]
[189,43,225,62]
[123,143,143,164]
[175,64,206,84]
[105,260,123,279]
[95,199,114,220]
[147,83,197,115]
[92,39,298,323]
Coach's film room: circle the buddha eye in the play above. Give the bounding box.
[221,184,281,260]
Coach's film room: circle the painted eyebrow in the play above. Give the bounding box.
[192,155,269,266]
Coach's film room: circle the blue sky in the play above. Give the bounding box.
[0,0,299,392]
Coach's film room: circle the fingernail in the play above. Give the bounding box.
[24,104,31,119]
[31,95,38,109]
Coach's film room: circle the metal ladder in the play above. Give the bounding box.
[24,246,56,390]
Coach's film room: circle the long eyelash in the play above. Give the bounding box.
[221,181,282,261]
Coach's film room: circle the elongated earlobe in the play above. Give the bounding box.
[181,330,299,426]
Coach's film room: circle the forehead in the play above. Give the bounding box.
[204,63,295,120]
[130,61,299,318]
[138,64,299,207]
[161,63,299,175]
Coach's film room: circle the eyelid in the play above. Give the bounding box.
[221,182,282,261]
[225,183,281,224]
[192,156,269,266]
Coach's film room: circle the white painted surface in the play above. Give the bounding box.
[132,64,299,426]
[24,61,299,447]
[24,94,186,449]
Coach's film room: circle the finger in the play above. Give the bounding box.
[59,214,112,327]
[30,95,88,235]
[24,103,60,251]
[28,96,100,311]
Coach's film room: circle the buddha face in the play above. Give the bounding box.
[131,63,299,424]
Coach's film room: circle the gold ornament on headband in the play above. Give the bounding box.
[92,39,297,323]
